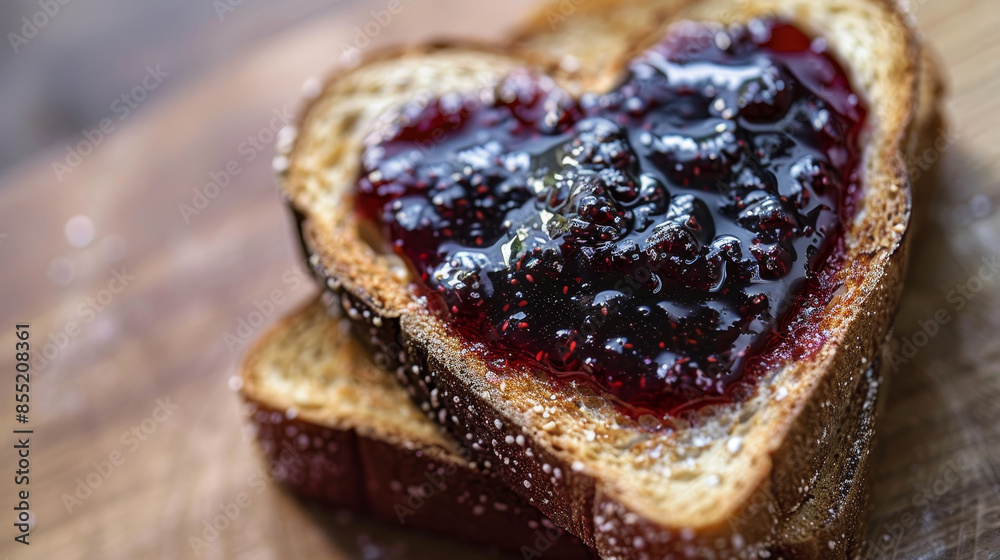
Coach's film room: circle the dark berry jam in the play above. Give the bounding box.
[356,20,866,417]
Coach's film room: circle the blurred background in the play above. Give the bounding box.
[0,0,998,559]
[0,0,359,174]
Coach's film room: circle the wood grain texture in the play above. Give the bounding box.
[0,0,997,559]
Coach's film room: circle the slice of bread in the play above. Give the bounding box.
[278,0,943,557]
[239,298,592,558]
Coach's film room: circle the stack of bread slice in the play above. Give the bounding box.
[239,0,943,557]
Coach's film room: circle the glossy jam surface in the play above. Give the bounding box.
[356,20,866,416]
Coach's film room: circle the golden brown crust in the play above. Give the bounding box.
[281,0,944,556]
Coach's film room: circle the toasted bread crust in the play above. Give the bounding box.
[281,0,943,557]
[240,301,592,558]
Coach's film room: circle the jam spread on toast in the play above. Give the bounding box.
[356,20,866,417]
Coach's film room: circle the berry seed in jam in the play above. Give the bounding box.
[356,20,866,417]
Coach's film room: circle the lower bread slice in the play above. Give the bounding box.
[238,298,593,558]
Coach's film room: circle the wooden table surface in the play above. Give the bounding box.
[1,0,998,558]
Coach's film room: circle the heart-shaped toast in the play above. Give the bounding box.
[279,0,942,557]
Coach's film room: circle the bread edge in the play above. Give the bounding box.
[237,300,594,558]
